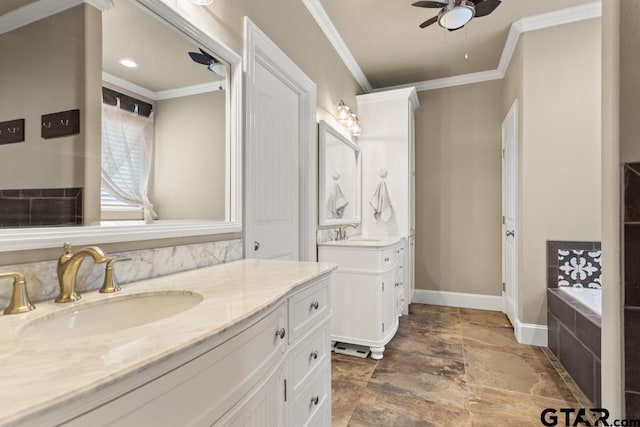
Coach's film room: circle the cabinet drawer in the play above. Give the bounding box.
[65,303,287,427]
[290,361,330,427]
[288,279,329,343]
[382,244,402,268]
[290,323,329,394]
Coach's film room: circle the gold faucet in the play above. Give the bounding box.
[99,257,131,294]
[0,272,35,314]
[56,243,108,303]
[338,223,358,240]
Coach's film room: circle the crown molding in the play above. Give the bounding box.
[0,0,113,36]
[357,86,420,108]
[302,0,372,93]
[368,1,601,93]
[102,72,222,101]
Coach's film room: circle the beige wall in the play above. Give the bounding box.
[415,80,504,295]
[153,90,226,220]
[0,6,87,190]
[516,19,602,325]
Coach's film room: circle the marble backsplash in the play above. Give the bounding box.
[0,239,243,309]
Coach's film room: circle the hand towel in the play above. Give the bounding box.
[369,181,393,221]
[326,183,349,218]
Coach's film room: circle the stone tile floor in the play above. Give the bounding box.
[331,304,594,427]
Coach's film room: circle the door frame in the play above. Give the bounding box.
[501,99,519,326]
[243,18,318,261]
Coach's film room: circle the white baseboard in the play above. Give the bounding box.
[515,321,548,347]
[412,289,503,311]
[411,289,548,347]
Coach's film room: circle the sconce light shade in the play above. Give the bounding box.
[338,100,351,123]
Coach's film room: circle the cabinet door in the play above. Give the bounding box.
[382,269,397,335]
[217,365,285,427]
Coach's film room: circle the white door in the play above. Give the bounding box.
[502,100,518,326]
[246,61,299,260]
[244,18,318,261]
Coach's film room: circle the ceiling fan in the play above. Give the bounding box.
[188,48,226,76]
[412,0,501,31]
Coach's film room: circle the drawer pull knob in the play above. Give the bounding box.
[311,396,319,406]
[310,300,319,310]
[275,328,286,339]
[310,350,319,360]
[384,257,390,262]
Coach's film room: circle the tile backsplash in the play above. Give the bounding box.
[0,239,243,309]
[547,241,602,289]
[0,187,83,228]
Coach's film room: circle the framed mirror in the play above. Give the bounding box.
[318,120,361,226]
[0,0,242,252]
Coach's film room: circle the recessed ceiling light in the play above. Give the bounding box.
[119,59,138,68]
[190,0,213,5]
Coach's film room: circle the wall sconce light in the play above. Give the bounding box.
[337,100,362,138]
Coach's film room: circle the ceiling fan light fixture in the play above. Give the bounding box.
[438,1,475,30]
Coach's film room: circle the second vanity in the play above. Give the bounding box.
[318,237,404,360]
[0,259,336,427]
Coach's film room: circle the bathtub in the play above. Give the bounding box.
[557,286,602,316]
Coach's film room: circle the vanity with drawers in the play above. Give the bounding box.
[318,237,404,360]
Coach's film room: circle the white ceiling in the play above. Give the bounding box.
[319,0,597,89]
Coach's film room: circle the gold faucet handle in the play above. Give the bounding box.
[99,257,132,294]
[0,272,35,315]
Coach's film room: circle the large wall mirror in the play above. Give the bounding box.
[318,120,361,226]
[0,0,242,251]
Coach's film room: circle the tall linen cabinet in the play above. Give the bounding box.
[356,87,419,314]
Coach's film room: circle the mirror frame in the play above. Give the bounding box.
[318,120,361,227]
[0,0,242,252]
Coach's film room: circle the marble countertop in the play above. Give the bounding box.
[317,236,403,248]
[0,259,336,426]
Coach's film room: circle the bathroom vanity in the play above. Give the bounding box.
[0,259,335,427]
[318,237,404,359]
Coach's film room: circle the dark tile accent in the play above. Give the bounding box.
[575,311,601,356]
[548,311,559,356]
[627,391,640,419]
[594,358,601,406]
[20,189,42,197]
[548,267,560,289]
[625,309,640,392]
[547,241,602,289]
[558,324,596,403]
[0,198,29,225]
[625,164,640,222]
[625,224,640,307]
[42,189,65,197]
[0,187,83,228]
[548,290,575,332]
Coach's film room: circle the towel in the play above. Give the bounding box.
[369,181,393,221]
[326,183,349,219]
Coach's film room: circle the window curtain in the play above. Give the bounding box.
[101,103,157,222]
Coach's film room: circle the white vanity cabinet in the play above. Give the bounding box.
[56,276,331,427]
[318,238,403,359]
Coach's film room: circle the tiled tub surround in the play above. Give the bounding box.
[0,187,83,228]
[547,240,602,289]
[0,239,242,310]
[0,259,336,426]
[624,163,640,416]
[547,288,601,405]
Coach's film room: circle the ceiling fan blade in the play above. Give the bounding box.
[199,48,220,63]
[188,52,211,65]
[412,1,447,8]
[419,16,438,28]
[474,0,501,17]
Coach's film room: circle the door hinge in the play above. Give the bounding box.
[502,215,505,225]
[382,322,385,332]
[284,379,287,402]
[502,282,506,292]
[382,281,384,292]
[502,148,505,159]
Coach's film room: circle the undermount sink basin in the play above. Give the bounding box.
[19,291,203,341]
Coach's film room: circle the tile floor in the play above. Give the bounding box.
[331,304,594,427]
